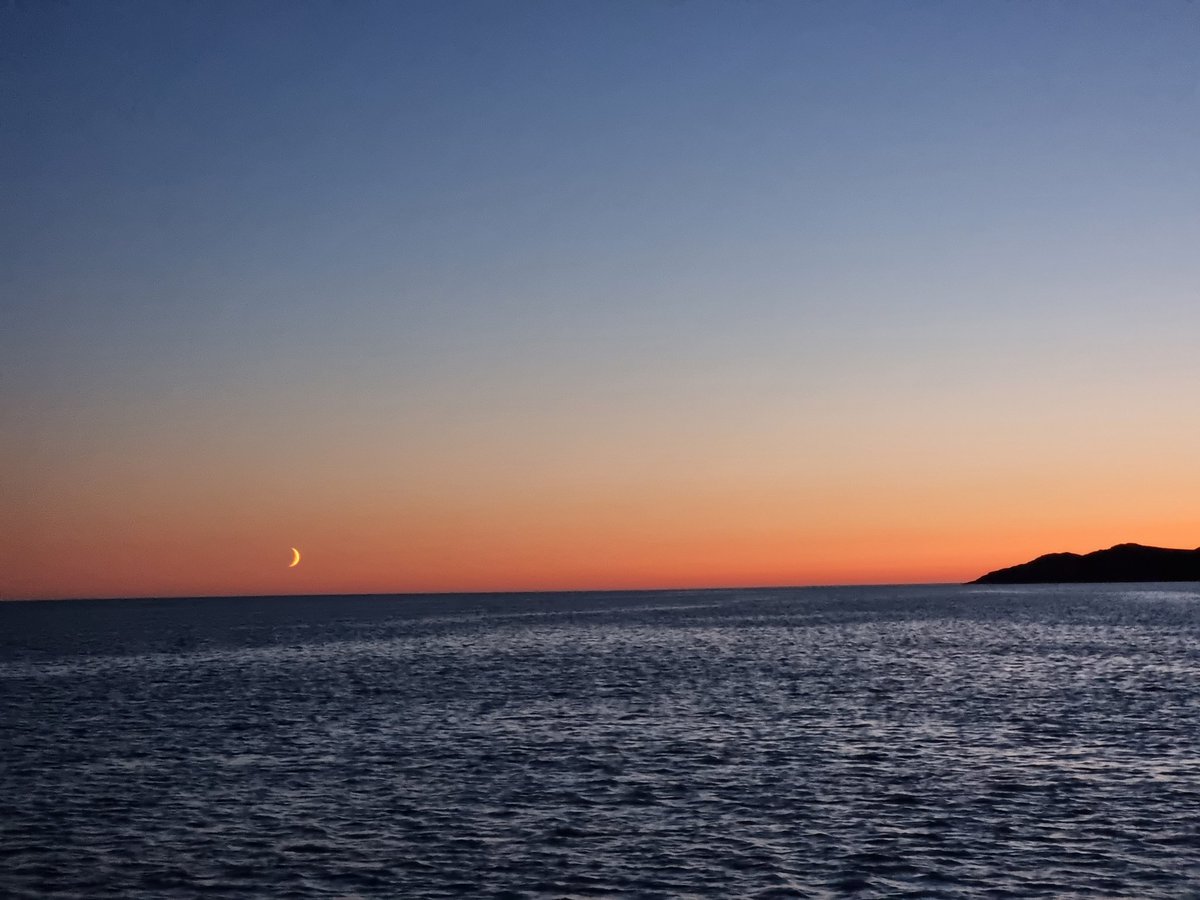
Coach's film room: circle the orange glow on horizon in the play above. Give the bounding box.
[5,495,1198,600]
[5,372,1198,601]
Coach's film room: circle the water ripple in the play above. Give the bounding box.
[3,584,1200,896]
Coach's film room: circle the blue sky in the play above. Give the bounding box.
[6,2,1198,387]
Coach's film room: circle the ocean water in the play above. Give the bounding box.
[3,584,1200,898]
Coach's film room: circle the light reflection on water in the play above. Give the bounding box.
[3,583,1200,897]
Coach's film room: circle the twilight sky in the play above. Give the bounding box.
[3,1,1199,599]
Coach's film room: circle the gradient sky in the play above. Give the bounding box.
[3,1,1199,599]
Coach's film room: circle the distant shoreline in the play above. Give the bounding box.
[971,543,1200,585]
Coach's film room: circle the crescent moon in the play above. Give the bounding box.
[288,547,301,568]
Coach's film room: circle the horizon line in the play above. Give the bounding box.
[0,579,965,604]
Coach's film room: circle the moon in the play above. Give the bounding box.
[288,547,301,568]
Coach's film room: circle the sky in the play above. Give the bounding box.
[3,1,1199,599]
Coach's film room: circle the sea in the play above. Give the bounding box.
[3,583,1200,898]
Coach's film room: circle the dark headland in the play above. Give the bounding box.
[971,543,1200,584]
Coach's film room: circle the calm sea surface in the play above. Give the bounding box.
[3,584,1200,898]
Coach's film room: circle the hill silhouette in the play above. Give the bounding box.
[971,543,1200,584]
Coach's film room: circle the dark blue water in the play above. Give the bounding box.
[4,584,1200,897]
